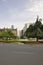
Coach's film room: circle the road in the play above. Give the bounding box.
[0,43,43,65]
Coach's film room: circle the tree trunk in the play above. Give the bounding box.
[36,37,38,42]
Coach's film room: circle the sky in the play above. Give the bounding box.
[0,0,43,30]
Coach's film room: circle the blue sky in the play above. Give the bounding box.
[0,0,43,30]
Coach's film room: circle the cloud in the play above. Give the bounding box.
[2,0,7,2]
[1,0,43,29]
[24,0,43,21]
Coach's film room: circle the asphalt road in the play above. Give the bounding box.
[0,43,43,65]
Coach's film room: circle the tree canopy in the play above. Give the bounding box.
[0,29,17,40]
[25,16,43,41]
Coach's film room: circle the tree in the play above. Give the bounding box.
[25,16,42,41]
[0,29,18,40]
[25,24,34,38]
[34,16,42,41]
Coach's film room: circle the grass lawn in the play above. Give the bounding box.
[0,39,43,44]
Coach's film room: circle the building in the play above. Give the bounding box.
[20,30,23,38]
[20,23,31,38]
[12,28,20,38]
[0,28,18,37]
[11,25,14,30]
[23,23,31,35]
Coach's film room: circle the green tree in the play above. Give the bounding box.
[25,16,42,41]
[34,16,42,41]
[0,29,17,40]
